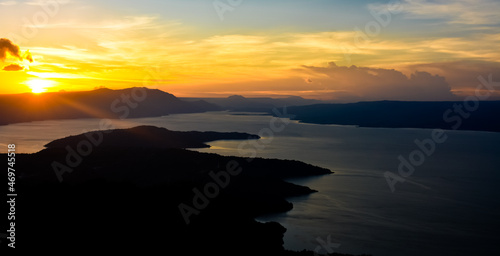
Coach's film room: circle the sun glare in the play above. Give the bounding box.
[27,79,54,94]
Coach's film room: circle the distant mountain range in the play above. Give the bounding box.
[278,101,500,133]
[182,95,322,112]
[2,87,499,133]
[0,87,220,125]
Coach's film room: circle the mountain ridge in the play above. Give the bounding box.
[273,100,500,133]
[0,87,221,125]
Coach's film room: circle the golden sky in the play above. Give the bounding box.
[1,0,499,101]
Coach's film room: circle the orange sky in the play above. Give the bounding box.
[1,0,499,101]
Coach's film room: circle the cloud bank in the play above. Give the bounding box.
[296,62,456,102]
[184,62,463,102]
[402,60,500,96]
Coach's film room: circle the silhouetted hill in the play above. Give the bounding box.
[45,125,260,149]
[278,101,500,132]
[1,126,357,255]
[183,95,322,112]
[0,87,221,125]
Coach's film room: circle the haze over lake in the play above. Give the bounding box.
[1,111,499,256]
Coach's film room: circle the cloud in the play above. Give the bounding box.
[0,38,33,62]
[372,0,500,25]
[24,50,33,62]
[295,62,457,101]
[23,16,161,30]
[401,60,500,98]
[2,64,24,71]
[185,62,459,102]
[0,38,22,61]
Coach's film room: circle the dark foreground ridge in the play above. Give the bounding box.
[277,101,500,133]
[3,126,370,255]
[45,125,261,149]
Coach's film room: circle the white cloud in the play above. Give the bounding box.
[370,0,500,25]
[22,16,163,30]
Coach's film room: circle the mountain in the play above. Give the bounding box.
[276,101,500,132]
[0,87,221,125]
[182,95,323,112]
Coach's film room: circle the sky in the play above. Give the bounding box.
[0,0,499,101]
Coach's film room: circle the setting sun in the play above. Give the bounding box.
[26,79,54,94]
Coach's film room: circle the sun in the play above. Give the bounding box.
[26,79,54,94]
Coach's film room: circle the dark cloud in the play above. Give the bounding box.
[403,60,500,93]
[2,64,24,71]
[299,62,457,102]
[0,38,33,62]
[0,38,22,61]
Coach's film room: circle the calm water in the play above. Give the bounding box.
[1,111,499,255]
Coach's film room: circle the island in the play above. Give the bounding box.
[6,126,369,255]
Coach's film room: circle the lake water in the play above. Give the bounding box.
[1,111,499,255]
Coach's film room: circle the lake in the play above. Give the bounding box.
[1,111,499,256]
